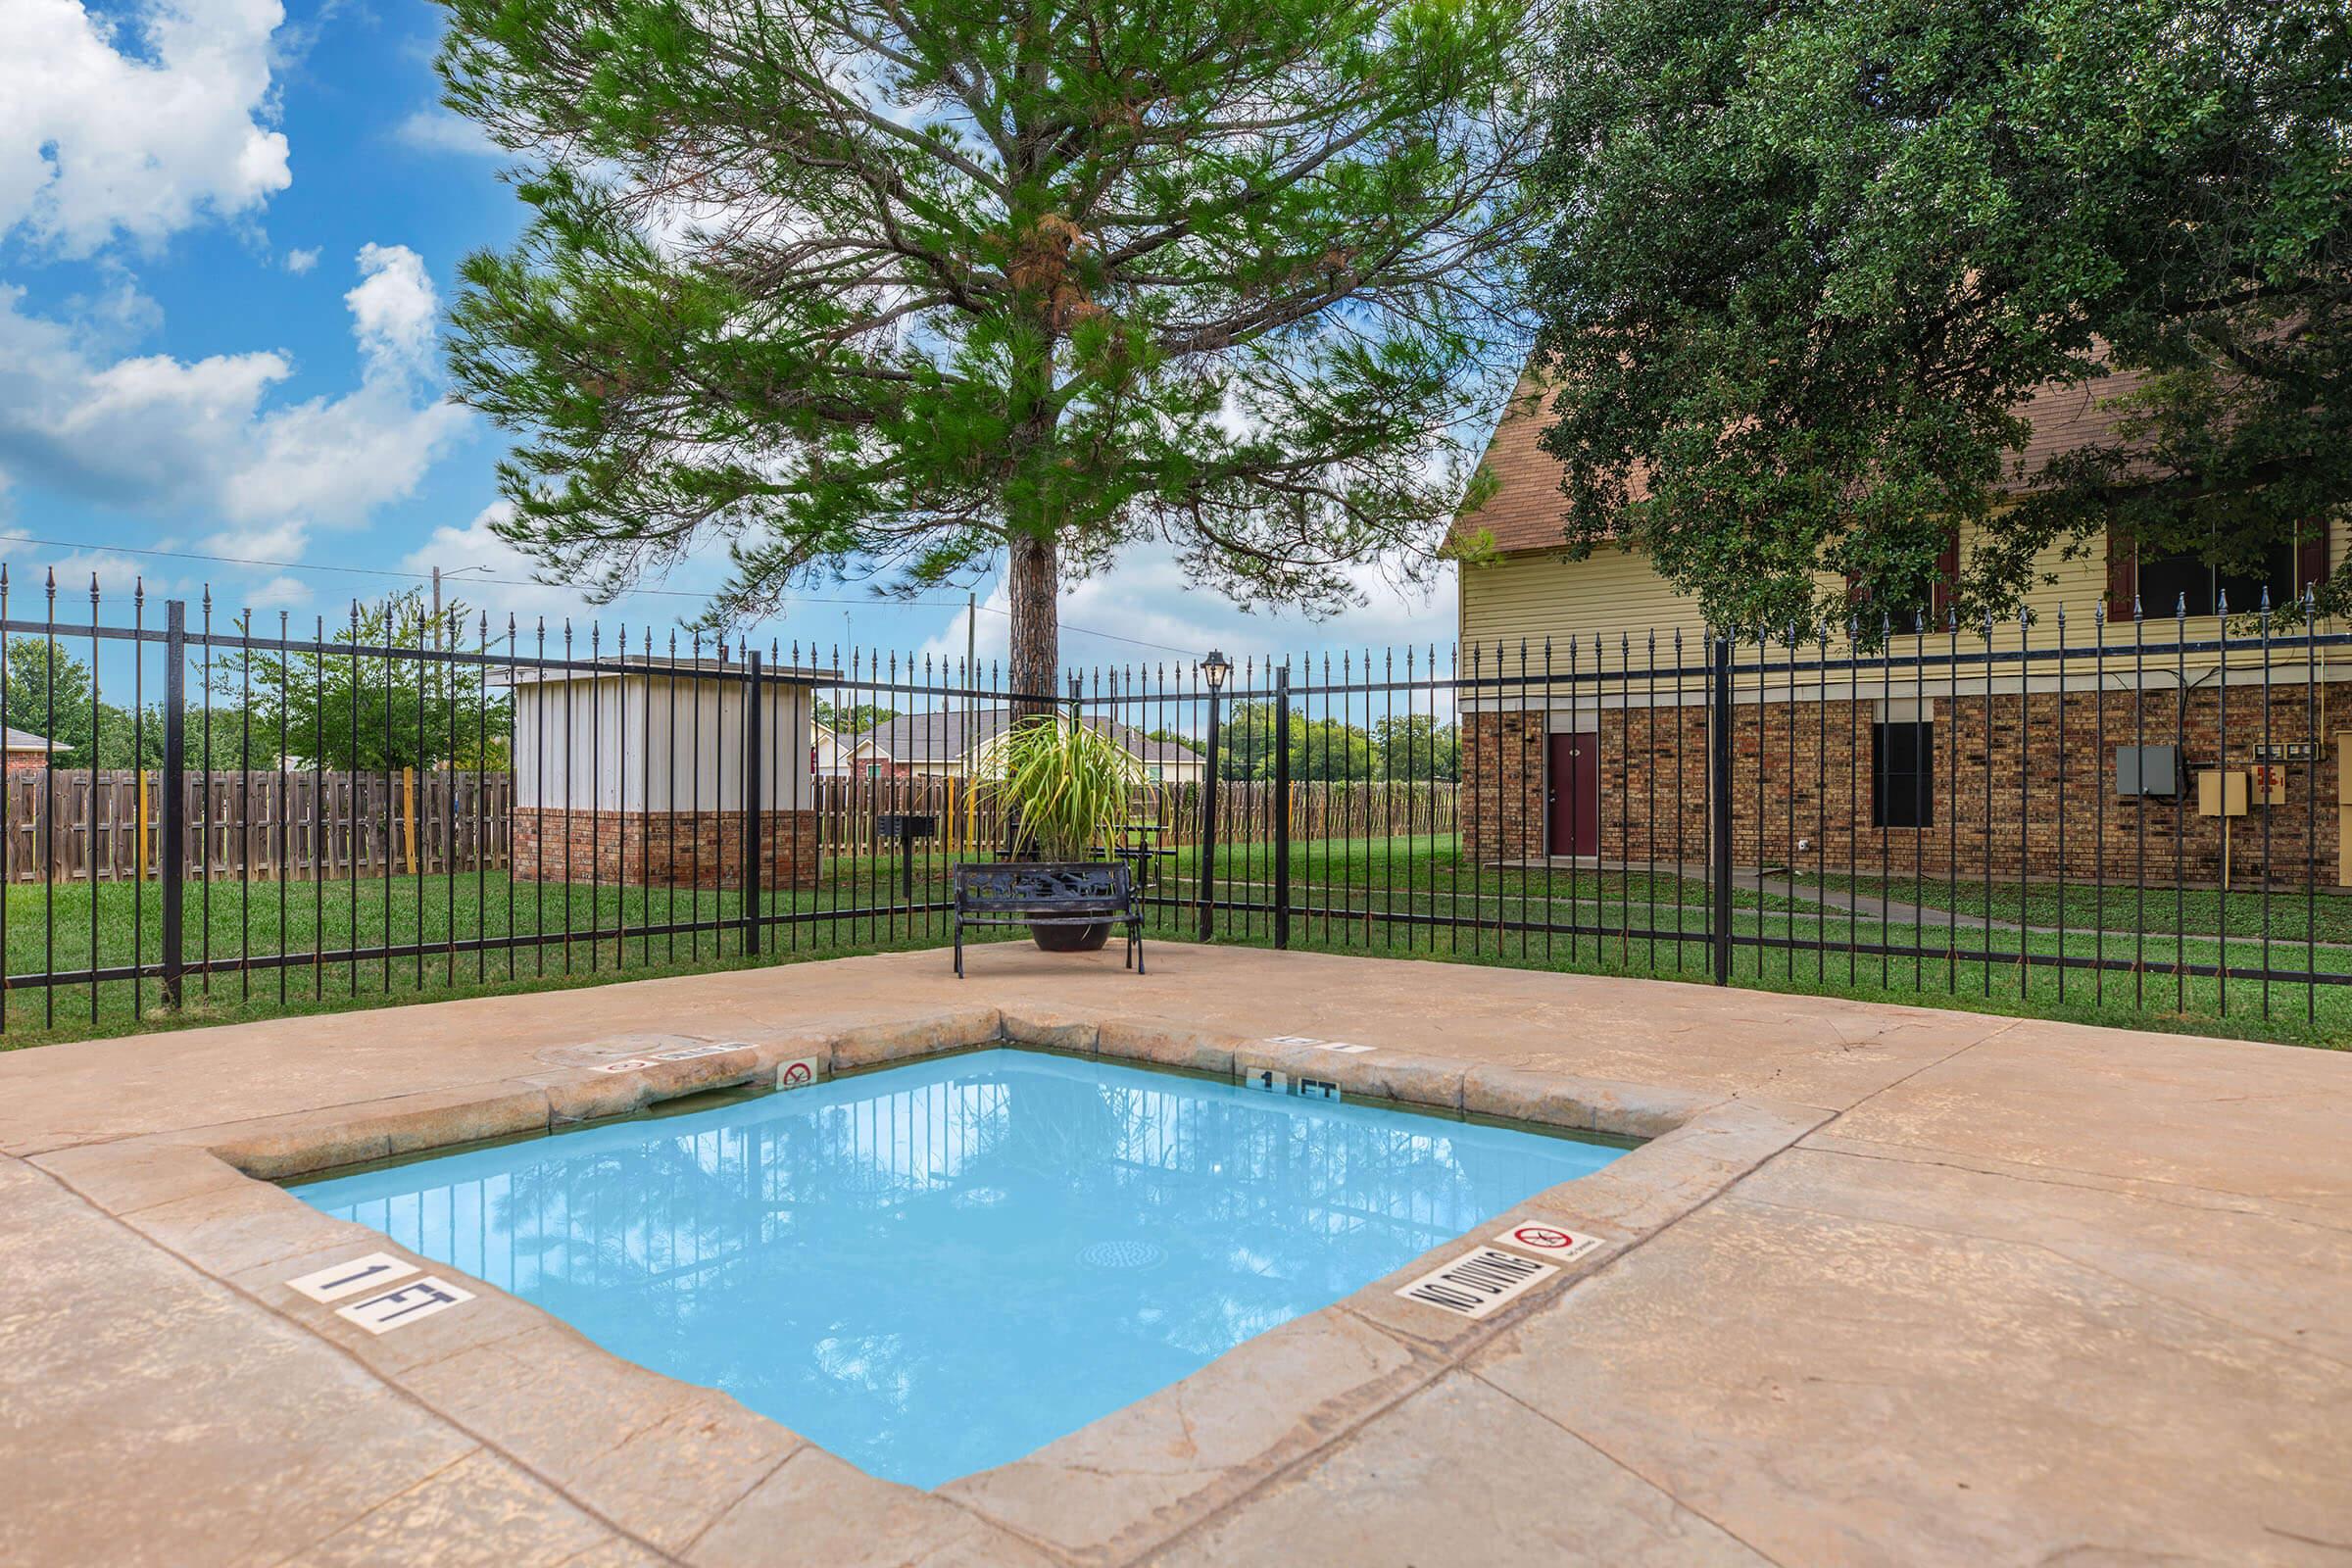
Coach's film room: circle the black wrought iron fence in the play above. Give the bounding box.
[1070,612,2352,1044]
[2,568,2344,1047]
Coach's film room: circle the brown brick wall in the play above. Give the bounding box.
[1462,688,2345,888]
[513,808,820,890]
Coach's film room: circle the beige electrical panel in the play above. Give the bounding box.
[2197,769,2247,818]
[2341,734,2352,886]
[2249,764,2290,806]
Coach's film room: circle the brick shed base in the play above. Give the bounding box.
[512,808,820,890]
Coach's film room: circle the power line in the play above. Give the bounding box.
[0,532,1204,657]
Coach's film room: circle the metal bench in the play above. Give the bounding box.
[953,861,1144,978]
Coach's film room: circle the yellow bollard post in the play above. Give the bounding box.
[402,766,417,873]
[137,768,150,881]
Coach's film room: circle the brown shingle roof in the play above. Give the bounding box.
[1454,362,2145,557]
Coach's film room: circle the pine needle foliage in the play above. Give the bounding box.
[434,0,1543,691]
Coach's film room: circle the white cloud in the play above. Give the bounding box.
[393,108,499,159]
[241,572,309,609]
[0,0,292,254]
[0,533,180,601]
[910,545,1453,677]
[344,242,437,372]
[284,246,318,274]
[397,500,744,638]
[200,518,307,560]
[398,501,574,623]
[0,245,468,532]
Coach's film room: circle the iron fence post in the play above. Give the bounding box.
[1273,665,1292,949]
[1200,682,1222,943]
[1709,634,1734,986]
[743,650,762,956]
[160,600,187,1008]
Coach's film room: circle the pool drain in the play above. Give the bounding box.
[1078,1239,1166,1270]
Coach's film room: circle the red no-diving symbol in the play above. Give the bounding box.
[1511,1225,1577,1250]
[781,1061,813,1086]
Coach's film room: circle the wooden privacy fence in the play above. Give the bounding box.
[811,774,1458,853]
[814,775,996,855]
[10,769,1457,877]
[5,770,513,883]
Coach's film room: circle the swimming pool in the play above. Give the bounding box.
[292,1048,1624,1489]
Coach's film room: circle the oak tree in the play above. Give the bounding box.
[1521,0,2350,635]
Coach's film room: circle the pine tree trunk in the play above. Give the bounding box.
[1006,532,1059,720]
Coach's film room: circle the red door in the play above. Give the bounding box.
[1547,732,1599,858]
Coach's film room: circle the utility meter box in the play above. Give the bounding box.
[2115,745,2183,798]
[2196,769,2247,817]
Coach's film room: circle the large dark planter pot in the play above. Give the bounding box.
[1031,920,1111,953]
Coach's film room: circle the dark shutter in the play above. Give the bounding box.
[1929,531,1960,624]
[2297,518,2331,598]
[2106,527,2137,619]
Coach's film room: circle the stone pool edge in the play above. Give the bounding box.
[26,1002,1827,1568]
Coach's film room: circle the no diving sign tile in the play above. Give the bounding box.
[1493,1223,1606,1264]
[1396,1246,1558,1320]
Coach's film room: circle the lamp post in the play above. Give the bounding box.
[1199,650,1231,942]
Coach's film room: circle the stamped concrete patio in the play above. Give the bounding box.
[2,944,2346,1567]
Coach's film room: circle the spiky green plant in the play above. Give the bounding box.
[975,717,1144,862]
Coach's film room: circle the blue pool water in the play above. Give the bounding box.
[293,1048,1622,1488]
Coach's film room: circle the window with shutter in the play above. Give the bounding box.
[2106,528,2137,619]
[2296,519,2332,601]
[1929,533,1960,625]
[2116,530,2299,618]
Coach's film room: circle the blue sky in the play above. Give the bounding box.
[0,0,1461,683]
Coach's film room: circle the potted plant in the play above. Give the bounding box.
[972,714,1144,952]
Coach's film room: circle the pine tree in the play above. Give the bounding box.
[437,0,1538,697]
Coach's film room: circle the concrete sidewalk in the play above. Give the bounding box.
[1,947,2346,1566]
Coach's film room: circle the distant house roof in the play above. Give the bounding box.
[4,726,52,753]
[1454,360,2146,557]
[856,710,1199,766]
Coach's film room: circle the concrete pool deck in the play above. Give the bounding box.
[1,947,2346,1567]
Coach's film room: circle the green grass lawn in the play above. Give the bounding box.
[0,856,1003,1046]
[1784,870,2352,946]
[1143,837,2352,1048]
[6,835,2345,1051]
[1177,886,2352,1049]
[1163,833,1810,910]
